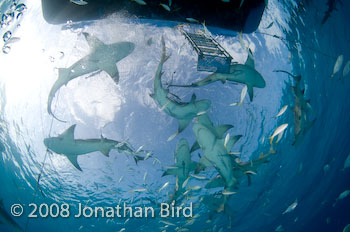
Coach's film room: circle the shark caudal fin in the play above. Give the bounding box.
[133,154,145,165]
[47,68,70,123]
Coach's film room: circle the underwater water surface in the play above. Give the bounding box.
[0,0,350,231]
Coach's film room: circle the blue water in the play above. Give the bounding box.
[1,0,350,231]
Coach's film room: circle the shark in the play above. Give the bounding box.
[169,49,266,101]
[192,113,242,192]
[206,147,276,188]
[162,138,197,200]
[43,124,143,171]
[47,32,135,122]
[150,37,211,139]
[201,193,236,223]
[0,200,23,232]
[274,70,316,146]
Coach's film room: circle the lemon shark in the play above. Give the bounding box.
[43,125,143,171]
[150,37,211,138]
[205,149,276,188]
[162,138,197,200]
[192,114,242,191]
[274,70,316,146]
[169,49,266,101]
[47,32,135,122]
[0,200,23,232]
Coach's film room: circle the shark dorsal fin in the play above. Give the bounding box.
[59,125,76,141]
[83,32,104,49]
[190,93,197,103]
[215,124,234,138]
[245,49,255,69]
[67,155,82,171]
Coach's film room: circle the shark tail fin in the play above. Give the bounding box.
[133,154,145,165]
[100,148,111,157]
[161,36,171,63]
[58,68,69,78]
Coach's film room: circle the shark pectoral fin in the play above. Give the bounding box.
[245,48,255,68]
[83,32,105,49]
[59,124,76,140]
[190,141,200,153]
[100,148,111,157]
[247,85,254,101]
[67,155,82,171]
[226,135,243,151]
[98,61,119,84]
[189,161,198,172]
[205,175,225,189]
[178,118,192,134]
[162,167,178,177]
[215,124,234,138]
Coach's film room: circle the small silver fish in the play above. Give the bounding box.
[190,174,207,180]
[224,133,230,149]
[158,182,169,192]
[269,124,288,144]
[343,60,350,78]
[129,188,147,193]
[331,55,343,78]
[282,199,297,214]
[274,105,288,118]
[160,3,171,11]
[189,185,201,191]
[222,191,237,195]
[132,0,147,5]
[160,220,176,226]
[337,190,350,200]
[182,177,190,188]
[136,144,144,153]
[275,225,284,232]
[167,131,179,141]
[186,18,199,23]
[344,153,350,169]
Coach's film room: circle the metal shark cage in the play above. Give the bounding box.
[182,30,232,73]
